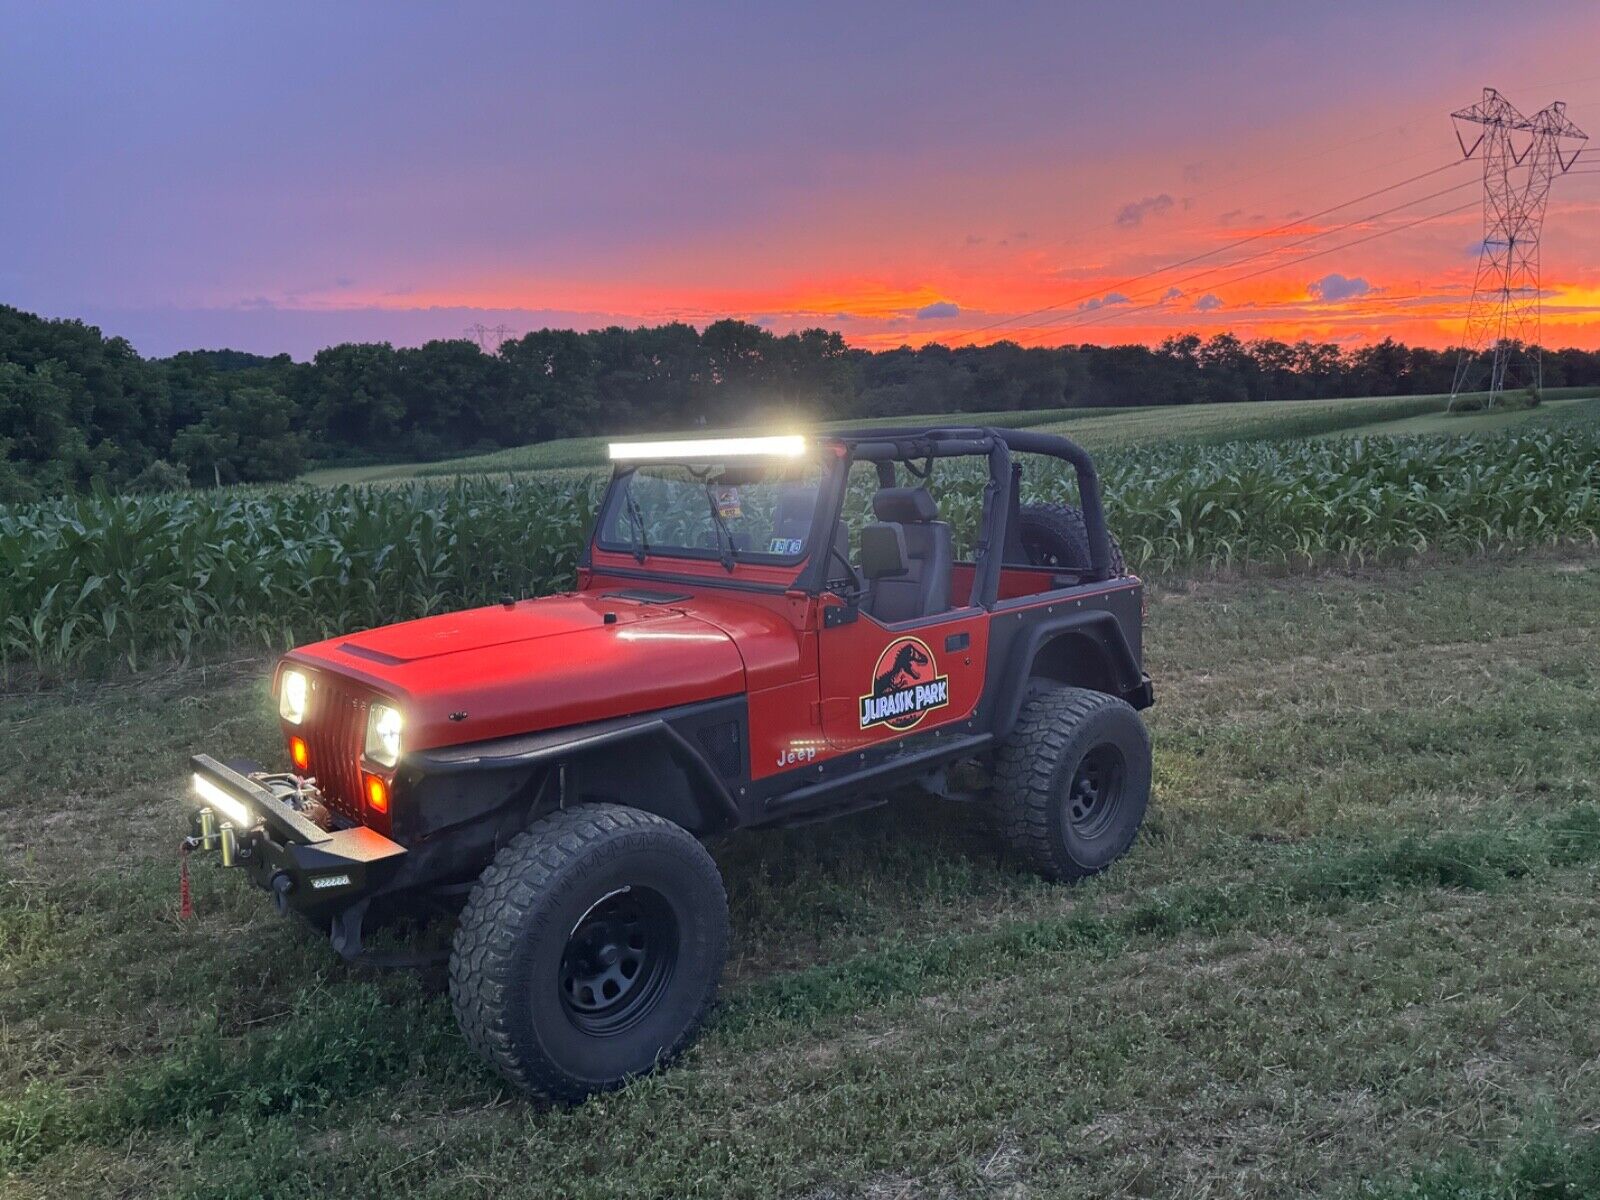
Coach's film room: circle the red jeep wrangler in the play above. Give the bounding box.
[187,426,1153,1100]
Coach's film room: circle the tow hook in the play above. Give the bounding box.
[181,808,253,918]
[190,806,248,867]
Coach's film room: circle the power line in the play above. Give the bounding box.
[1011,88,1595,350]
[963,93,1503,306]
[929,71,1600,351]
[1198,293,1442,326]
[1003,178,1479,344]
[937,159,1474,347]
[1012,199,1480,346]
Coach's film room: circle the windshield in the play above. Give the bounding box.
[598,458,829,566]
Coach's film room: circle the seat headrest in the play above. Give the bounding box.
[872,487,939,523]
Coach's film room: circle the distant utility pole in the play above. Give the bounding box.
[1449,88,1587,409]
[465,323,516,354]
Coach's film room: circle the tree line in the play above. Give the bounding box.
[4,302,1598,499]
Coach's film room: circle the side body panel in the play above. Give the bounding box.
[815,603,991,753]
[742,575,1147,825]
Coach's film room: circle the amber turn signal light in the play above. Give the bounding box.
[364,773,390,814]
[289,736,310,771]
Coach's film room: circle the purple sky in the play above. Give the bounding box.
[4,1,1598,357]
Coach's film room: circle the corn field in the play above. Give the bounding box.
[1095,431,1600,570]
[0,478,603,672]
[3,428,1597,672]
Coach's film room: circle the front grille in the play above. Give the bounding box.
[303,673,370,823]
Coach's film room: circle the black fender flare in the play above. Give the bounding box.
[988,610,1148,742]
[397,706,742,842]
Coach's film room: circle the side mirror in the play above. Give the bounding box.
[859,523,909,580]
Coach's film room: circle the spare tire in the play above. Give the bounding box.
[1017,503,1127,577]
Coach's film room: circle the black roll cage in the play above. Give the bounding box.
[793,426,1114,609]
[585,426,1114,610]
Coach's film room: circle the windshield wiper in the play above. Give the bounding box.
[703,484,739,573]
[623,491,650,564]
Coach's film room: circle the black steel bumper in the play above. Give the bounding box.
[186,755,407,921]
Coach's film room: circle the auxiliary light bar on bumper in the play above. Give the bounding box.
[186,754,407,920]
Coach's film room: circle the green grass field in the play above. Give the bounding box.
[1324,392,1598,438]
[302,387,1600,486]
[3,549,1599,1196]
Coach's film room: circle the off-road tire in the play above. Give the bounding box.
[1017,503,1127,577]
[449,803,728,1103]
[992,687,1150,881]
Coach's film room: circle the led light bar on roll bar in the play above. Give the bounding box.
[607,435,807,461]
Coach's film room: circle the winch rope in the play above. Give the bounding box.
[178,840,194,920]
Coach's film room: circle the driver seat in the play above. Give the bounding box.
[863,487,953,622]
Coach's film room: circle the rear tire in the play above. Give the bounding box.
[1017,503,1127,577]
[449,803,728,1102]
[992,687,1150,881]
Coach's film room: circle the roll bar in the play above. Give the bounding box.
[993,429,1114,584]
[825,425,1115,598]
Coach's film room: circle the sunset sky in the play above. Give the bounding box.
[4,1,1599,358]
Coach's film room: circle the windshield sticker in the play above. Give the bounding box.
[713,486,742,519]
[767,536,804,555]
[859,636,949,731]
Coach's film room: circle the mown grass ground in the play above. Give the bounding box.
[302,388,1599,486]
[1324,392,1600,439]
[3,547,1598,1197]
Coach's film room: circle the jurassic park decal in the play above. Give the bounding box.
[859,636,950,731]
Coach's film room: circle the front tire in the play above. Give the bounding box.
[449,803,729,1102]
[992,687,1151,881]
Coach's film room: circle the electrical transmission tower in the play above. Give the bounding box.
[465,322,516,353]
[1449,88,1587,408]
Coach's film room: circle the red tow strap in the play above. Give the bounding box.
[178,840,193,920]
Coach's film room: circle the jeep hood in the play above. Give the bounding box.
[285,592,747,751]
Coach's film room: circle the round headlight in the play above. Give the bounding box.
[279,669,309,724]
[366,703,403,768]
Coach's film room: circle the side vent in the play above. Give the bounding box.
[696,721,744,780]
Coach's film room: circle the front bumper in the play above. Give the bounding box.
[186,755,408,921]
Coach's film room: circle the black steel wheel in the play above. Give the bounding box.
[1066,743,1126,838]
[558,886,679,1036]
[450,804,728,1103]
[991,687,1150,881]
